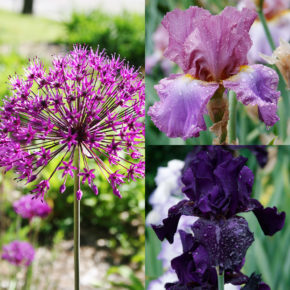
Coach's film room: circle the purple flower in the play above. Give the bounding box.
[2,240,35,267]
[148,7,281,139]
[152,147,284,289]
[13,194,51,220]
[153,147,285,244]
[145,24,174,75]
[0,46,145,200]
[238,0,290,64]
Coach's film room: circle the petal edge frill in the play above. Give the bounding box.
[223,65,280,127]
[148,74,219,139]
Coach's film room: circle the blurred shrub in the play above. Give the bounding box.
[64,11,144,68]
[0,53,27,102]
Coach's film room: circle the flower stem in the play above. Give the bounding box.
[257,0,275,51]
[258,0,289,141]
[217,267,224,290]
[73,147,80,290]
[228,91,237,144]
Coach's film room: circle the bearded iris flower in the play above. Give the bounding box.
[152,147,285,289]
[0,46,145,200]
[148,7,281,140]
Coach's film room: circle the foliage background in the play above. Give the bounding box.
[145,0,290,145]
[145,146,290,290]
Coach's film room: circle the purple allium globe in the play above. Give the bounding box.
[2,240,35,267]
[148,6,281,139]
[13,194,51,219]
[0,46,145,200]
[152,147,285,289]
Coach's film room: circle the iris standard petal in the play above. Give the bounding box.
[223,65,280,127]
[183,7,257,81]
[148,74,219,139]
[162,7,211,72]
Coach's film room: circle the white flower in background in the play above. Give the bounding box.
[261,39,290,89]
[146,159,184,225]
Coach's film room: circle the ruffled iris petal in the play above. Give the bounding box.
[191,217,254,270]
[163,6,256,81]
[152,200,196,243]
[183,7,257,81]
[223,64,280,127]
[148,74,219,139]
[253,204,286,236]
[162,7,211,73]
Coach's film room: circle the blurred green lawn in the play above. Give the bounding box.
[0,10,65,44]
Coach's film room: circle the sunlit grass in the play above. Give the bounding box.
[0,9,65,45]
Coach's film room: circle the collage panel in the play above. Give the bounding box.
[145,0,290,145]
[0,0,145,289]
[0,0,289,290]
[145,145,289,289]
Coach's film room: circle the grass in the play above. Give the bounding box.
[0,9,65,45]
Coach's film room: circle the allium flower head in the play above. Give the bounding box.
[0,46,145,200]
[148,6,281,139]
[2,240,35,266]
[13,194,51,219]
[152,147,285,289]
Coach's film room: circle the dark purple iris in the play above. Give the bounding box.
[152,146,285,289]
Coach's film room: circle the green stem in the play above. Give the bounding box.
[257,1,275,51]
[217,267,224,290]
[23,265,33,290]
[73,148,80,290]
[228,91,237,144]
[257,0,289,141]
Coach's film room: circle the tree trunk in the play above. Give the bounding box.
[22,0,34,14]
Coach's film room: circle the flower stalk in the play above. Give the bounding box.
[257,0,289,141]
[217,267,224,290]
[257,0,275,51]
[73,148,80,290]
[228,90,237,144]
[208,87,229,144]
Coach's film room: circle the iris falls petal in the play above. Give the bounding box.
[148,74,219,139]
[223,65,280,127]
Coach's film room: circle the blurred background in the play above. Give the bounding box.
[145,0,290,145]
[0,0,145,289]
[145,146,290,289]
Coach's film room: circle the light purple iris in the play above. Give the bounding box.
[148,6,281,139]
[145,24,173,75]
[13,194,51,220]
[239,0,290,63]
[2,240,35,267]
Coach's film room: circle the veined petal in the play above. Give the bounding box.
[148,74,219,139]
[162,7,210,72]
[162,7,256,81]
[223,65,280,127]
